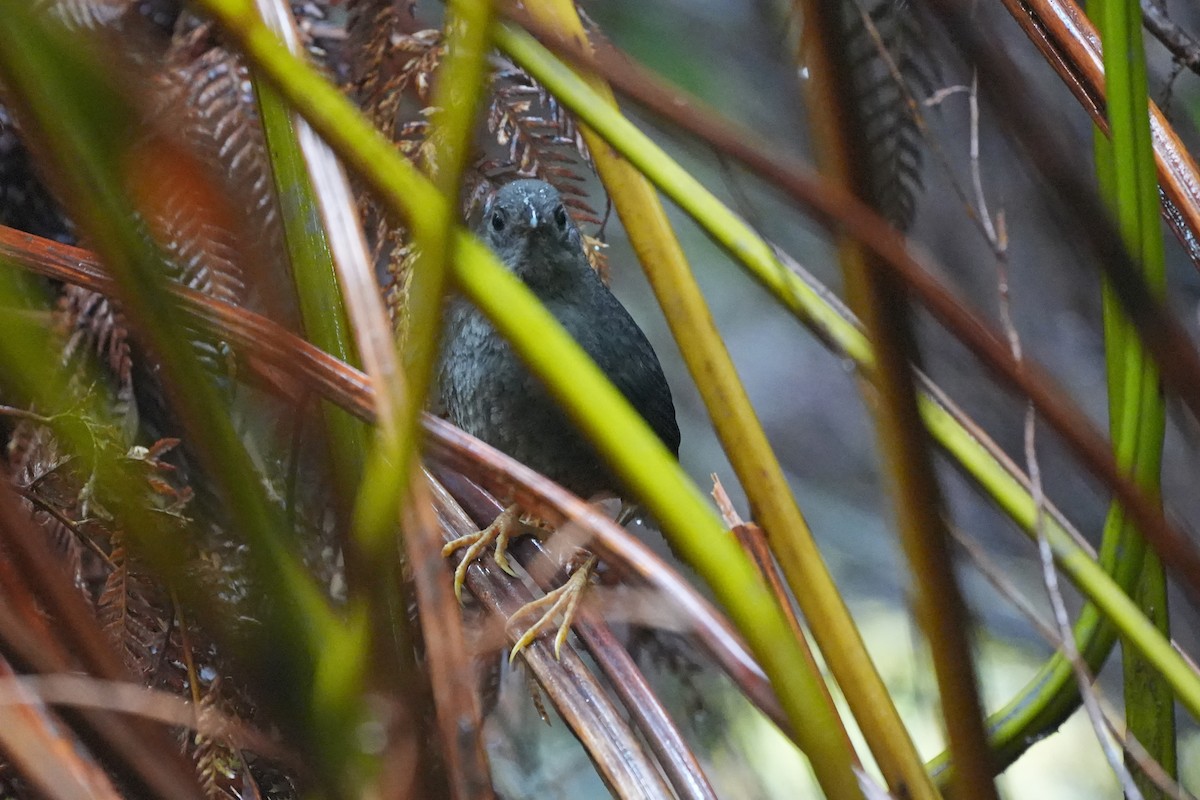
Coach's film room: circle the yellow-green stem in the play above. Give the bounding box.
[1094,0,1173,790]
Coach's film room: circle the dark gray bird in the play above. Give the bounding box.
[438,179,679,649]
[439,178,679,497]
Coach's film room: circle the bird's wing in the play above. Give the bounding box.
[562,289,682,458]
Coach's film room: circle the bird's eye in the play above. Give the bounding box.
[490,210,506,233]
[553,204,569,229]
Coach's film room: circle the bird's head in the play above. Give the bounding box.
[477,179,588,289]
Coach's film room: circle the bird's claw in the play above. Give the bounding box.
[442,504,522,600]
[441,503,598,660]
[507,554,598,662]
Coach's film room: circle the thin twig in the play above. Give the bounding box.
[8,482,115,569]
[1027,407,1143,799]
[982,136,1143,794]
[950,526,1196,800]
[850,0,998,252]
[0,405,54,425]
[968,74,1001,252]
[710,474,834,726]
[1141,0,1200,75]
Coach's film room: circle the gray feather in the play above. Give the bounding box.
[439,179,679,499]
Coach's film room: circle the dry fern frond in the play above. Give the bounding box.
[291,0,336,63]
[343,20,444,317]
[480,60,599,224]
[33,0,135,31]
[30,0,181,50]
[385,240,419,334]
[345,15,445,273]
[192,678,239,800]
[59,285,138,434]
[4,282,141,585]
[6,429,90,586]
[97,540,168,678]
[352,26,444,137]
[844,0,931,230]
[158,27,273,307]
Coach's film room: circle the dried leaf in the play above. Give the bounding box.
[97,541,167,678]
[844,0,932,230]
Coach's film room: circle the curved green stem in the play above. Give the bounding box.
[1095,0,1174,790]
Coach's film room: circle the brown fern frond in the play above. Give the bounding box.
[59,285,137,432]
[97,541,167,678]
[92,441,189,679]
[157,30,268,306]
[192,677,239,800]
[157,21,300,316]
[385,240,419,334]
[349,21,444,266]
[481,61,599,224]
[33,0,135,32]
[345,20,445,318]
[5,299,133,581]
[291,0,337,63]
[844,0,932,230]
[345,12,441,137]
[6,427,88,584]
[396,115,436,170]
[30,0,181,51]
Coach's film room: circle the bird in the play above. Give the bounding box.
[438,178,680,656]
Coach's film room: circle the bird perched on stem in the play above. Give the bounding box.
[439,178,679,656]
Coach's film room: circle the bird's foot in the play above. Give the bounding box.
[441,504,522,601]
[507,553,598,661]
